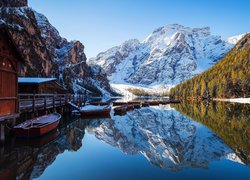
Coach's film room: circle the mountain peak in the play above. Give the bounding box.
[145,24,211,44]
[92,24,243,91]
[152,24,211,34]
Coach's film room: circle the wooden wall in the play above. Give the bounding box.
[0,29,19,118]
[19,81,67,94]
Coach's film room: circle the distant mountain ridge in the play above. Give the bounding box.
[90,24,244,91]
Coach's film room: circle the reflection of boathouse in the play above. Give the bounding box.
[0,27,24,122]
[0,119,87,179]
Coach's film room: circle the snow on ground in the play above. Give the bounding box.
[81,105,108,111]
[111,83,172,100]
[227,33,246,44]
[214,98,250,104]
[229,98,250,104]
[110,83,138,101]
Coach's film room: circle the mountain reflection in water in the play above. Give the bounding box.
[87,104,243,171]
[0,101,249,179]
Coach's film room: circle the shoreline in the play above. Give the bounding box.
[213,98,250,104]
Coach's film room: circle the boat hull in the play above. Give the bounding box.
[126,105,134,111]
[133,104,141,109]
[145,101,160,106]
[13,113,61,138]
[14,120,60,138]
[170,100,181,103]
[90,102,110,106]
[80,108,111,118]
[142,103,150,107]
[114,106,127,116]
[113,102,128,106]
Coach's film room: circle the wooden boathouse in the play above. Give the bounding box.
[0,27,24,122]
[18,77,68,94]
[0,26,25,142]
[0,25,85,142]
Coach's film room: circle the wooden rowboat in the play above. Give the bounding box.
[13,113,61,138]
[80,105,111,118]
[128,101,141,105]
[114,106,127,115]
[159,100,170,105]
[142,103,150,107]
[133,104,141,109]
[113,102,128,106]
[126,104,134,111]
[145,101,160,106]
[170,100,181,103]
[90,102,110,106]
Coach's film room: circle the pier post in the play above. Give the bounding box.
[44,96,47,110]
[32,93,36,113]
[53,94,55,112]
[0,124,5,143]
[60,95,62,106]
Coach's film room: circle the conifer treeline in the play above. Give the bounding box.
[170,33,250,99]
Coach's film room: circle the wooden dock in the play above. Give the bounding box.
[19,94,68,113]
[19,93,86,113]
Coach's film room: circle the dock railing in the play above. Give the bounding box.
[19,94,68,113]
[18,94,86,113]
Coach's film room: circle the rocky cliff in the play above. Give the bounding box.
[0,2,116,96]
[0,0,28,7]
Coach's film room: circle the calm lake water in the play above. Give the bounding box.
[0,101,250,180]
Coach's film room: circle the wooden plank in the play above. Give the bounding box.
[0,113,19,122]
[18,94,67,113]
[0,97,17,100]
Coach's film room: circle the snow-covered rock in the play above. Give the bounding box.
[90,24,242,90]
[227,33,246,45]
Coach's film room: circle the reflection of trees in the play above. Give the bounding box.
[172,101,250,164]
[0,118,87,180]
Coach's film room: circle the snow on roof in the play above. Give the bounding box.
[18,77,57,84]
[81,105,108,111]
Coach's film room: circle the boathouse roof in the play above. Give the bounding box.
[18,77,57,84]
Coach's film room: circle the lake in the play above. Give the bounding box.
[0,101,249,180]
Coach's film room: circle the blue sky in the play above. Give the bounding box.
[29,0,250,58]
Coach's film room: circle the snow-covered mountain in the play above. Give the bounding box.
[86,106,242,171]
[90,24,243,91]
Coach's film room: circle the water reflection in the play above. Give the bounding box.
[172,101,250,165]
[87,105,243,171]
[0,101,249,179]
[0,119,87,180]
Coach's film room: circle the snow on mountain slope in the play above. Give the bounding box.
[90,24,242,93]
[227,33,246,44]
